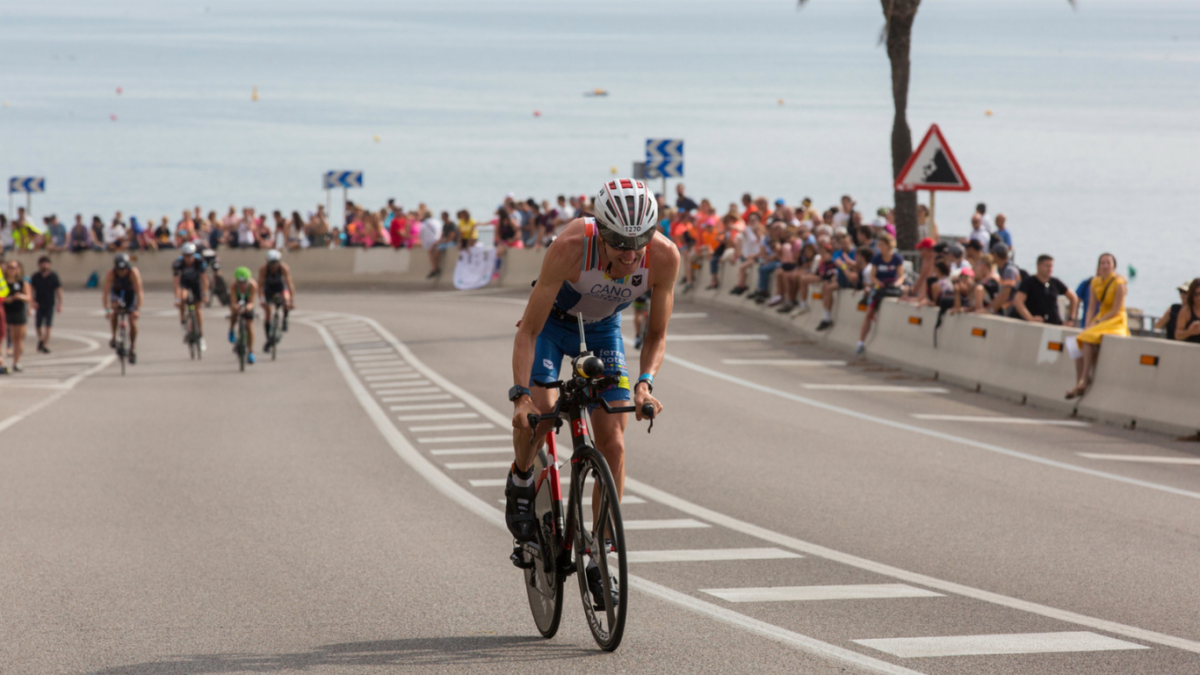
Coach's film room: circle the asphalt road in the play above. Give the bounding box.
[2,289,1198,675]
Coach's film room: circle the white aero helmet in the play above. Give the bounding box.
[181,242,197,255]
[594,178,657,251]
[266,249,282,263]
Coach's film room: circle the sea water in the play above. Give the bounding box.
[3,0,1198,312]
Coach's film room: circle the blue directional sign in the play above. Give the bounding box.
[323,171,363,190]
[8,177,45,194]
[644,139,683,179]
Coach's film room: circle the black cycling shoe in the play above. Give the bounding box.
[282,316,288,332]
[586,563,619,611]
[128,352,137,365]
[504,469,539,543]
[815,320,833,331]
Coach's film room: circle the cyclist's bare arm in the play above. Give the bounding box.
[282,263,296,305]
[635,233,680,420]
[132,269,145,315]
[511,220,586,433]
[101,271,113,311]
[257,265,267,302]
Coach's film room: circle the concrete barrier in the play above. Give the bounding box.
[1078,336,1200,436]
[6,247,461,289]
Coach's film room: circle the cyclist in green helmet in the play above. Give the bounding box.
[227,266,258,364]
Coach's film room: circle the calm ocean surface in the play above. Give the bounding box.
[3,0,1198,311]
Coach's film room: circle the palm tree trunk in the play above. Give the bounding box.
[884,0,921,250]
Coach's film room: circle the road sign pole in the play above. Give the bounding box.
[928,190,936,233]
[662,176,667,201]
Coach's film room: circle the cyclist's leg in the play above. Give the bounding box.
[262,302,273,338]
[129,311,139,350]
[193,292,204,335]
[516,328,564,472]
[245,310,255,352]
[109,300,119,341]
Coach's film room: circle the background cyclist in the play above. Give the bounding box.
[228,267,258,365]
[172,242,209,350]
[102,253,145,364]
[507,179,679,604]
[258,249,295,350]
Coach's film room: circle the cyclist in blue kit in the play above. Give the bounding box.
[507,179,679,547]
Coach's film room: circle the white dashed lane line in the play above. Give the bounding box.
[853,632,1148,659]
[299,312,1198,674]
[723,359,847,366]
[1077,453,1200,465]
[802,384,949,393]
[913,414,1088,426]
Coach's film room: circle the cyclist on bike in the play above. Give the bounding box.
[258,249,295,350]
[509,179,678,602]
[227,266,258,365]
[172,242,209,351]
[102,253,145,364]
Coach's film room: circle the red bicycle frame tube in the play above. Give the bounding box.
[545,428,562,503]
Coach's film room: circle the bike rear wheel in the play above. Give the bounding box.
[187,310,198,360]
[520,446,564,638]
[571,445,628,651]
[270,312,280,360]
[118,320,127,376]
[237,318,247,372]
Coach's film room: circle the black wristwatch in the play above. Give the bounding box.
[508,385,532,402]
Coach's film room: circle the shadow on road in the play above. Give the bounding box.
[84,635,597,673]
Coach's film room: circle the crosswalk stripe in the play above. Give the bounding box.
[399,413,479,422]
[626,548,801,563]
[368,377,424,387]
[381,394,453,403]
[410,423,494,432]
[444,460,513,470]
[350,355,402,362]
[365,373,421,382]
[621,519,710,530]
[702,584,943,603]
[431,447,509,455]
[344,347,394,355]
[722,359,846,366]
[914,414,1087,426]
[375,387,442,396]
[371,380,431,389]
[803,384,948,393]
[1076,453,1200,465]
[390,403,465,411]
[666,334,769,342]
[357,366,414,375]
[420,435,511,443]
[853,631,1148,658]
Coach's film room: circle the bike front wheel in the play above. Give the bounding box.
[572,445,628,651]
[521,447,564,638]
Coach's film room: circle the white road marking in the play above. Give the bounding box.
[420,434,512,443]
[803,384,949,393]
[670,312,708,319]
[364,373,420,382]
[662,350,1200,503]
[723,359,847,366]
[1077,453,1200,465]
[854,632,1148,658]
[357,366,414,375]
[496,495,649,506]
[666,334,770,342]
[626,548,802,563]
[389,402,464,411]
[350,354,402,362]
[471,476,568,487]
[703,584,943,603]
[410,423,494,433]
[315,313,1200,667]
[621,519,711,530]
[444,460,513,470]
[431,447,510,456]
[381,394,453,403]
[371,380,432,389]
[375,387,443,396]
[344,347,394,355]
[368,376,424,387]
[399,413,480,422]
[305,316,935,675]
[914,414,1088,426]
[0,355,116,434]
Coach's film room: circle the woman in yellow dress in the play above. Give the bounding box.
[1066,252,1129,399]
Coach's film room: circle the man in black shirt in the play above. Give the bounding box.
[29,256,63,353]
[675,183,698,213]
[1014,254,1078,325]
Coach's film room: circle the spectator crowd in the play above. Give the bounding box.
[2,185,1197,388]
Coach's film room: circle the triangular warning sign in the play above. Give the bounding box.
[894,124,970,192]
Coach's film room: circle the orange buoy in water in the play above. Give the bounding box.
[252,86,259,102]
[533,110,541,117]
[985,109,993,116]
[116,86,123,95]
[110,113,117,121]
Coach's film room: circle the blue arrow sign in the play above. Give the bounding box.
[8,176,45,194]
[323,171,363,190]
[644,139,683,177]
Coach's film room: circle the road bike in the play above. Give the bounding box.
[112,300,129,376]
[234,299,250,372]
[517,314,654,652]
[266,294,285,361]
[184,290,202,361]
